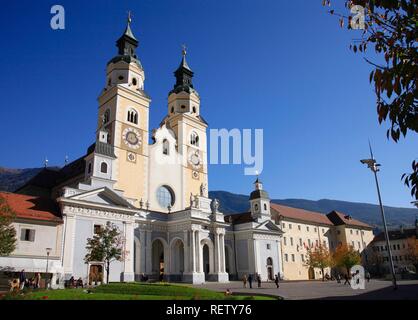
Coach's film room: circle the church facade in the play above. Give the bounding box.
[0,18,374,288]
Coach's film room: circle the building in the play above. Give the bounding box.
[369,222,418,275]
[0,16,376,287]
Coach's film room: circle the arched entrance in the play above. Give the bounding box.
[225,246,231,274]
[266,257,274,280]
[308,267,315,280]
[152,239,165,281]
[170,239,185,281]
[203,244,210,280]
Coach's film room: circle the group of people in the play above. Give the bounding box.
[9,269,42,292]
[335,271,371,285]
[67,276,84,288]
[242,273,281,289]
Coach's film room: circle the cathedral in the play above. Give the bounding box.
[0,17,374,288]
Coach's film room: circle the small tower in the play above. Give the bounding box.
[249,177,271,221]
[84,126,117,189]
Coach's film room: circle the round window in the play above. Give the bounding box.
[156,186,175,209]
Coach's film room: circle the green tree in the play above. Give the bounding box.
[304,244,334,281]
[0,195,17,256]
[84,222,123,284]
[323,0,418,199]
[333,244,362,275]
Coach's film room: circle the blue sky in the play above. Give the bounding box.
[0,0,416,208]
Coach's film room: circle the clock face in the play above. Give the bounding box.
[122,127,141,149]
[188,149,202,169]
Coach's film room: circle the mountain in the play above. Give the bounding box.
[209,191,418,230]
[1,167,417,229]
[0,167,42,192]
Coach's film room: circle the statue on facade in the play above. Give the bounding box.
[211,198,220,214]
[200,183,207,197]
[190,193,195,208]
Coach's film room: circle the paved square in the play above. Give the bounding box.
[193,280,418,300]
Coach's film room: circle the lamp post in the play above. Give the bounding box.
[360,145,397,290]
[45,247,52,289]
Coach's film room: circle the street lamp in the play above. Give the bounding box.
[45,247,52,289]
[360,144,397,290]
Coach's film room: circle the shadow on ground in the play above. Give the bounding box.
[315,284,418,300]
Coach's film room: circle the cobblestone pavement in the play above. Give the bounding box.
[193,279,418,300]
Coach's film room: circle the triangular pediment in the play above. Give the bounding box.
[68,187,135,209]
[255,220,283,233]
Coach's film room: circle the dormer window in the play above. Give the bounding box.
[190,132,199,147]
[127,108,138,124]
[162,139,169,155]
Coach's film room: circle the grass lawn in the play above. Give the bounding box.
[1,282,277,300]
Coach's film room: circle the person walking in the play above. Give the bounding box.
[34,272,41,289]
[19,269,26,290]
[365,271,371,282]
[343,274,350,285]
[248,274,253,289]
[274,275,280,288]
[336,273,341,284]
[242,274,247,288]
[257,274,261,288]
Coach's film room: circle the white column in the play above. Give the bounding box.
[122,221,135,282]
[183,230,189,273]
[62,214,76,277]
[197,231,203,273]
[145,230,152,274]
[214,232,221,273]
[190,230,196,272]
[139,230,146,273]
[253,238,260,275]
[220,234,226,273]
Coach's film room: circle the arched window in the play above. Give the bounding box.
[103,109,110,124]
[267,257,273,266]
[132,78,137,86]
[264,203,267,210]
[190,132,199,147]
[127,108,138,124]
[88,162,92,174]
[156,185,175,209]
[192,106,196,113]
[162,139,169,155]
[100,162,108,173]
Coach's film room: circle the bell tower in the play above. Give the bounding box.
[97,13,151,206]
[249,177,271,222]
[166,47,208,206]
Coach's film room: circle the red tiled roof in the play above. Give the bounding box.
[327,210,372,229]
[270,203,334,226]
[0,192,62,223]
